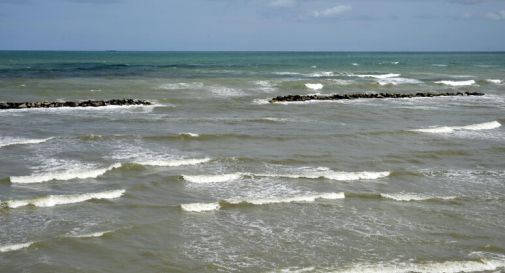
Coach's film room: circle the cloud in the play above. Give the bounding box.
[268,0,297,8]
[485,10,505,20]
[311,5,351,18]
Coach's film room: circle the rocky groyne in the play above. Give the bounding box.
[270,92,485,103]
[0,99,151,110]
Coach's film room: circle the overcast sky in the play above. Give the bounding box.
[0,0,504,51]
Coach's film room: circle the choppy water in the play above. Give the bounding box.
[1,51,505,272]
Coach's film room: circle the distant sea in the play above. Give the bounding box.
[1,51,504,272]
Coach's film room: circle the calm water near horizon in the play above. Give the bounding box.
[1,51,505,272]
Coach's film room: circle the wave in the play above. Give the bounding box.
[182,168,390,183]
[181,192,344,212]
[309,71,334,77]
[179,132,199,137]
[252,98,271,105]
[0,137,52,148]
[337,253,505,273]
[10,163,122,184]
[351,63,359,66]
[435,80,476,86]
[0,104,159,114]
[377,78,422,86]
[1,189,125,208]
[305,83,323,90]
[135,157,210,167]
[380,193,457,202]
[351,73,401,79]
[412,121,501,134]
[207,85,243,97]
[254,80,276,92]
[432,64,448,67]
[486,79,502,84]
[181,202,220,212]
[0,242,34,253]
[68,230,112,238]
[331,79,355,85]
[183,173,242,184]
[157,82,204,90]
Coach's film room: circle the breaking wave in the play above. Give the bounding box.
[305,83,324,90]
[380,193,457,202]
[0,137,53,148]
[435,80,476,86]
[351,73,401,79]
[411,121,501,134]
[1,189,125,209]
[10,163,122,184]
[157,82,204,90]
[135,157,211,167]
[0,242,34,253]
[183,173,242,184]
[377,78,422,86]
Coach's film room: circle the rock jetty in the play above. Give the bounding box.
[0,99,151,110]
[270,92,485,103]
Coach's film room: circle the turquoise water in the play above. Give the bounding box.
[1,51,505,272]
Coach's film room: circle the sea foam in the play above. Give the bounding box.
[0,189,125,208]
[352,73,401,79]
[305,83,324,90]
[486,79,502,84]
[183,173,242,184]
[435,80,476,86]
[377,78,422,86]
[336,254,505,273]
[412,121,501,134]
[135,157,211,167]
[0,242,34,253]
[380,193,457,202]
[181,202,220,212]
[10,163,122,184]
[0,137,53,148]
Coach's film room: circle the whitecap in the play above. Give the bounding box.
[183,173,242,184]
[352,73,401,79]
[305,83,324,90]
[377,78,422,86]
[309,71,334,77]
[380,193,456,202]
[331,79,355,85]
[179,132,199,137]
[181,202,220,212]
[227,192,345,205]
[412,121,501,134]
[432,64,448,67]
[68,230,112,238]
[207,85,243,97]
[1,189,125,208]
[10,163,122,184]
[351,63,359,66]
[254,80,276,92]
[254,167,390,181]
[252,98,271,105]
[435,80,476,86]
[157,82,204,90]
[486,79,502,84]
[273,72,302,76]
[336,254,505,273]
[0,242,34,253]
[135,157,211,167]
[0,137,53,148]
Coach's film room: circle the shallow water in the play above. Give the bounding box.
[1,51,505,272]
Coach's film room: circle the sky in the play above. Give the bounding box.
[0,0,504,51]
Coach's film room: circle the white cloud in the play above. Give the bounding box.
[311,5,351,18]
[485,10,505,20]
[268,0,297,8]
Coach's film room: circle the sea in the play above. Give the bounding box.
[0,51,504,273]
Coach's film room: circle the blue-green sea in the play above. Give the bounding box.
[1,51,505,272]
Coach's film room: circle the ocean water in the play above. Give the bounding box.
[0,51,505,272]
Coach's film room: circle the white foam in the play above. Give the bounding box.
[486,79,502,84]
[351,63,359,66]
[10,163,122,184]
[208,85,243,97]
[305,83,324,90]
[381,193,456,202]
[228,192,345,205]
[1,189,125,208]
[273,72,302,76]
[157,82,204,90]
[69,230,111,238]
[181,202,220,212]
[310,71,334,77]
[183,173,242,184]
[435,80,476,86]
[352,73,401,79]
[0,137,52,148]
[432,64,448,67]
[377,78,422,86]
[336,256,505,273]
[331,79,355,85]
[252,98,271,105]
[254,80,276,92]
[0,242,34,253]
[135,157,210,167]
[255,167,390,181]
[391,61,399,65]
[412,121,501,134]
[179,132,199,137]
